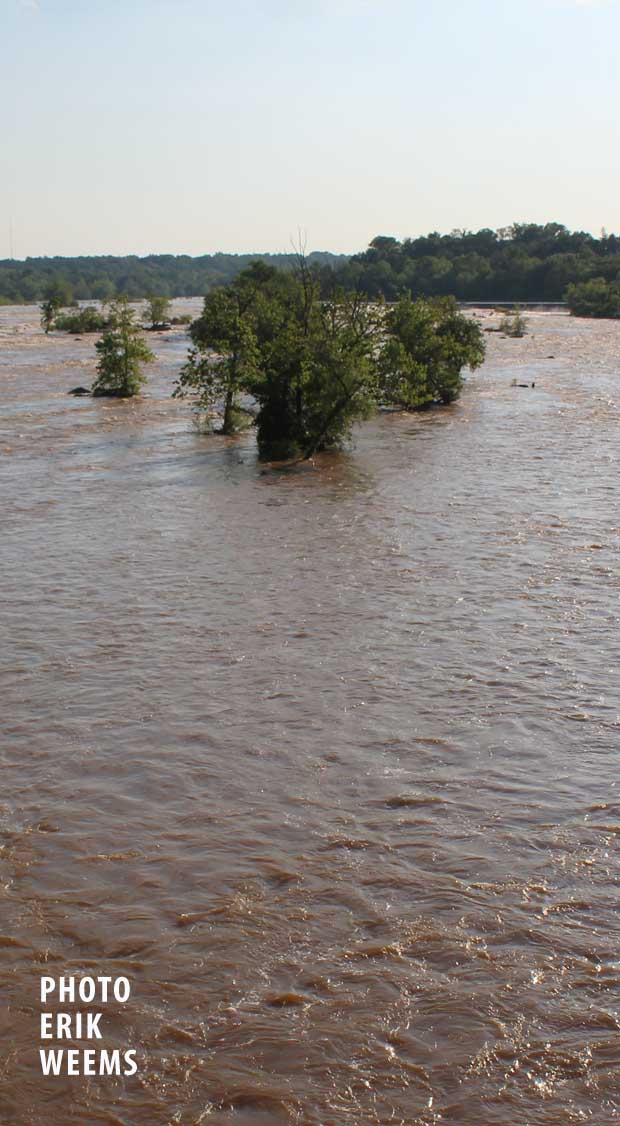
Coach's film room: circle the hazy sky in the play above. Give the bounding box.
[2,0,619,258]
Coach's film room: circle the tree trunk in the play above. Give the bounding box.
[302,392,352,460]
[222,388,235,434]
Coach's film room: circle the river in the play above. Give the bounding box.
[1,303,619,1124]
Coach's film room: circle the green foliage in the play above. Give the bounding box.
[174,286,261,434]
[92,299,155,398]
[40,277,75,332]
[0,251,347,305]
[146,293,172,327]
[381,297,486,407]
[178,263,486,459]
[565,277,620,318]
[40,296,61,334]
[182,261,380,458]
[314,222,620,303]
[8,225,620,307]
[44,277,75,307]
[54,306,109,333]
[253,272,380,460]
[498,307,528,336]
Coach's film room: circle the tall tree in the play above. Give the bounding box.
[39,278,74,332]
[174,286,260,434]
[40,295,61,334]
[380,296,485,407]
[92,298,155,397]
[146,294,172,328]
[178,265,486,460]
[253,277,380,460]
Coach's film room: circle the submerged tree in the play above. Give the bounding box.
[54,306,108,333]
[174,286,260,434]
[40,295,61,334]
[254,284,381,460]
[92,298,155,397]
[39,278,74,333]
[178,264,485,459]
[499,306,528,337]
[380,296,486,407]
[146,293,172,328]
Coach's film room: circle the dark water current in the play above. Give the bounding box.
[1,303,619,1124]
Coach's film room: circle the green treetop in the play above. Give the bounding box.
[92,298,155,397]
[40,295,62,334]
[565,277,620,318]
[177,263,486,460]
[174,285,260,434]
[380,296,486,408]
[146,294,172,328]
[39,277,74,333]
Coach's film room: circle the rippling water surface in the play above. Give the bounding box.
[1,304,619,1124]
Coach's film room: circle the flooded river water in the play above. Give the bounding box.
[1,303,619,1124]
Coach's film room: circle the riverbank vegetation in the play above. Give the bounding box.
[324,223,620,304]
[7,223,620,308]
[565,277,620,318]
[1,251,345,305]
[174,260,485,460]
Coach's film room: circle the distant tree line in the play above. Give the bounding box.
[0,251,346,305]
[317,223,620,305]
[7,223,620,314]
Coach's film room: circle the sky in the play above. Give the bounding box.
[1,0,620,258]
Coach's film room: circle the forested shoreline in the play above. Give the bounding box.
[0,250,346,305]
[3,222,620,313]
[328,223,620,305]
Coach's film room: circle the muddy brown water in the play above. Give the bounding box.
[1,303,619,1125]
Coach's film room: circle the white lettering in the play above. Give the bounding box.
[114,977,130,1003]
[99,1049,121,1076]
[58,978,74,1003]
[98,976,112,1002]
[40,1050,63,1076]
[67,1049,80,1076]
[79,977,95,1004]
[39,1046,138,1076]
[39,975,136,1076]
[123,1049,137,1076]
[40,974,132,1005]
[40,977,55,1003]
